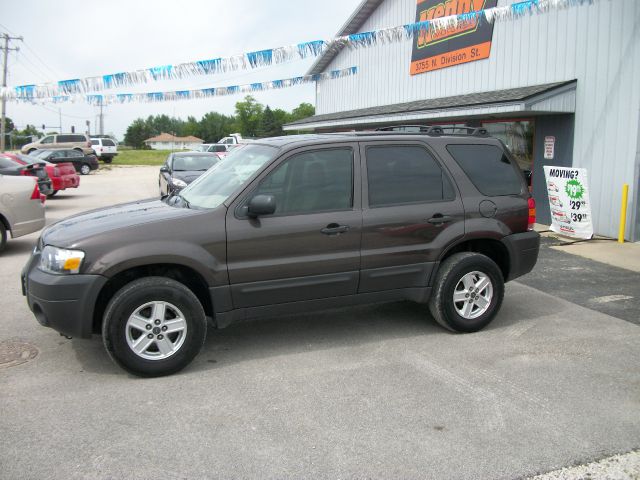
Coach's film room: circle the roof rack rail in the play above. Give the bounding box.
[375,125,490,137]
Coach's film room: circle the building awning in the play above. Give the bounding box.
[284,80,577,131]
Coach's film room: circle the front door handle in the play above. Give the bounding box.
[427,214,453,225]
[321,223,350,235]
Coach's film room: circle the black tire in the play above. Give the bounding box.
[80,163,91,175]
[102,157,113,164]
[0,222,7,253]
[428,252,504,333]
[102,277,207,377]
[47,190,59,198]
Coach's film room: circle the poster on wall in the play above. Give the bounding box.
[543,166,594,240]
[410,0,498,75]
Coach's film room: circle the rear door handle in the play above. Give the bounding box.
[321,223,350,235]
[427,214,453,225]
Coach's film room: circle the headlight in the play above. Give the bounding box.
[39,246,85,274]
[171,178,187,188]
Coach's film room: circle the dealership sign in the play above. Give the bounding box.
[410,0,497,75]
[543,166,594,240]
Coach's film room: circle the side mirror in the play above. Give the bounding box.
[159,166,169,173]
[247,194,276,218]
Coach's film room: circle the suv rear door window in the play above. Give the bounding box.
[447,144,522,196]
[365,145,453,207]
[252,148,353,215]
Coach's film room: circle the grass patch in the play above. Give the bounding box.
[113,149,172,166]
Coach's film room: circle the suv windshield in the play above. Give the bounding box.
[180,144,277,209]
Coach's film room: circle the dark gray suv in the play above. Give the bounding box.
[22,130,540,377]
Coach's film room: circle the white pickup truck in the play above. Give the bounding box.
[217,133,254,145]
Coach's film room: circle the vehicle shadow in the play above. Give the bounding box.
[72,298,529,377]
[1,237,37,257]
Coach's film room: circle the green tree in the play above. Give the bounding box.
[289,103,315,122]
[124,118,153,148]
[198,112,236,142]
[4,117,15,132]
[234,95,263,137]
[182,116,200,137]
[258,105,283,138]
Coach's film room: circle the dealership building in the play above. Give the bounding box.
[285,0,640,241]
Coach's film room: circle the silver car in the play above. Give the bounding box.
[0,175,46,253]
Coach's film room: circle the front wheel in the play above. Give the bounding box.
[102,277,207,377]
[80,163,91,175]
[429,252,504,333]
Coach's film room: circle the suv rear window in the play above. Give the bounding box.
[447,144,522,196]
[366,145,453,207]
[102,139,115,146]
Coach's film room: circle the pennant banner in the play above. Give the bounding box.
[1,0,593,100]
[9,67,358,105]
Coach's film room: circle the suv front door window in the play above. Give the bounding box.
[225,145,362,308]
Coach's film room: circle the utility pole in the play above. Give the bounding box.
[1,33,23,152]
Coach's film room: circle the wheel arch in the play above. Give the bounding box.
[92,263,214,335]
[438,237,510,281]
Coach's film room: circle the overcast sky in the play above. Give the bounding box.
[0,0,362,139]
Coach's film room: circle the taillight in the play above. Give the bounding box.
[53,167,60,177]
[87,141,91,147]
[527,197,536,230]
[30,182,40,200]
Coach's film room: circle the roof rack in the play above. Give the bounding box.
[375,125,490,137]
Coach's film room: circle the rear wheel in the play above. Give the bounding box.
[80,163,91,175]
[102,157,113,164]
[102,277,207,377]
[47,190,59,198]
[0,222,7,253]
[429,252,504,333]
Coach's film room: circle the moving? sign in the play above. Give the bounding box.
[543,166,593,240]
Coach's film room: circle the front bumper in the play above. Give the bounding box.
[22,251,107,338]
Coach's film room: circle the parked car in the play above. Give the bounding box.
[22,129,540,377]
[90,137,118,163]
[1,175,45,253]
[3,153,80,197]
[20,133,93,155]
[0,155,53,196]
[193,143,231,154]
[158,152,221,196]
[31,149,99,175]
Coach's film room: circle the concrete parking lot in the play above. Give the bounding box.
[1,166,639,479]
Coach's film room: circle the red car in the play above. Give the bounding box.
[3,153,80,197]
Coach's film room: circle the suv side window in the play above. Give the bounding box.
[251,148,353,216]
[447,144,522,196]
[365,145,454,207]
[91,139,99,145]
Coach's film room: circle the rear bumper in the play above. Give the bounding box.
[502,231,540,281]
[22,252,107,338]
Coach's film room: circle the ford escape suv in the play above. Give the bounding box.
[22,128,540,377]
